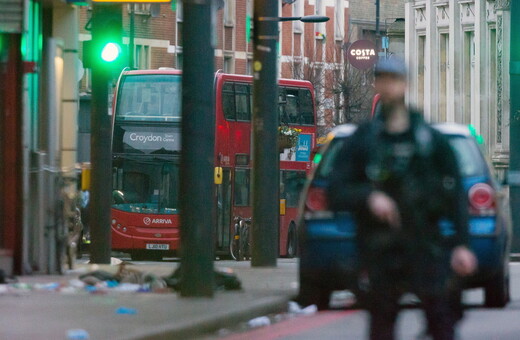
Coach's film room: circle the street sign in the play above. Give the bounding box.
[347,40,378,70]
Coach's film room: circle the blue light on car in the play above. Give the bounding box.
[439,219,455,237]
[469,217,496,235]
[439,217,496,236]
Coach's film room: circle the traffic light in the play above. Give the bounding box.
[83,4,127,71]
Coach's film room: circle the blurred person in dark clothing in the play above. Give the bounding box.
[327,58,477,340]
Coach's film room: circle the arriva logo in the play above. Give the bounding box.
[130,133,163,144]
[143,217,173,225]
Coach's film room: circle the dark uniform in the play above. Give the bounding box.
[328,113,468,340]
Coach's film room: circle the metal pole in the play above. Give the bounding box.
[129,4,135,69]
[375,0,380,37]
[179,0,215,297]
[510,2,520,253]
[89,4,121,264]
[251,0,279,267]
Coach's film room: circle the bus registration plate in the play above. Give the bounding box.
[146,244,169,250]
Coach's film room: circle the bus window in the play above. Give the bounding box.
[235,84,250,121]
[234,169,251,206]
[123,172,150,203]
[285,89,299,124]
[281,170,307,207]
[116,74,181,122]
[223,82,236,121]
[299,88,314,125]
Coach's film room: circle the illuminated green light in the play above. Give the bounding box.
[468,124,485,145]
[101,42,121,62]
[313,153,323,164]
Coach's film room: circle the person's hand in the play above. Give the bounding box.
[367,191,401,229]
[451,246,477,277]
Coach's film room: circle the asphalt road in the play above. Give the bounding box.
[204,261,520,340]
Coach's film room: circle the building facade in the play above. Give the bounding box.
[406,0,510,171]
[1,0,82,274]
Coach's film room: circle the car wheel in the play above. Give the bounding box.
[297,276,331,310]
[286,223,297,258]
[484,265,510,308]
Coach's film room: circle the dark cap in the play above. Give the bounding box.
[375,57,407,78]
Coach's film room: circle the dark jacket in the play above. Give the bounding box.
[327,113,468,260]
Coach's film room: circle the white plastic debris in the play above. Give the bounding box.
[66,328,90,339]
[247,316,271,328]
[288,301,317,315]
[300,304,318,315]
[69,279,86,289]
[111,257,123,265]
[113,283,142,292]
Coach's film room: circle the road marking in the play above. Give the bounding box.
[222,310,356,340]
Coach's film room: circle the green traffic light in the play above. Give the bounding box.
[101,42,121,62]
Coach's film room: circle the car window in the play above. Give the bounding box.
[446,136,488,177]
[314,138,348,179]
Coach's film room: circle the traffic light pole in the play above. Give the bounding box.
[89,4,122,264]
[510,2,520,253]
[251,0,279,267]
[179,0,215,297]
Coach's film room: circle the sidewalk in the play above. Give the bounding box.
[0,259,298,340]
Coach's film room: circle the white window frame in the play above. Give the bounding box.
[334,0,345,41]
[176,0,183,22]
[315,0,326,38]
[224,0,235,27]
[293,0,304,34]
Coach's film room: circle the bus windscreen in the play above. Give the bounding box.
[116,74,182,122]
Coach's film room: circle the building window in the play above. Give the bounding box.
[246,58,253,75]
[135,45,150,69]
[315,0,326,38]
[247,0,254,31]
[489,27,497,142]
[224,56,234,73]
[177,51,183,69]
[293,0,304,34]
[439,33,449,122]
[463,31,475,125]
[334,0,345,41]
[418,35,426,110]
[224,0,235,27]
[130,4,151,15]
[176,0,183,21]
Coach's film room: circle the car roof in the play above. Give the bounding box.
[329,124,358,139]
[331,122,472,138]
[432,123,472,137]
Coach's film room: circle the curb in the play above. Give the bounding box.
[128,295,295,340]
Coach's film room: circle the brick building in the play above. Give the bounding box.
[78,1,353,138]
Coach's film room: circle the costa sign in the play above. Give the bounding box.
[347,40,378,70]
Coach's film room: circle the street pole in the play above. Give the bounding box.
[510,2,520,253]
[375,0,380,51]
[179,0,215,296]
[251,0,279,267]
[129,4,135,69]
[375,0,380,36]
[89,4,122,264]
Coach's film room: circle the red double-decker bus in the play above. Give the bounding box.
[110,69,316,260]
